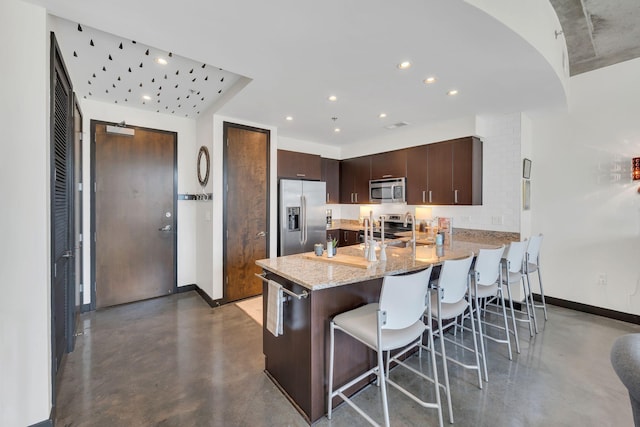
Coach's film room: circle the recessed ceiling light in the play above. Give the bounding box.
[328,95,337,102]
[334,128,341,133]
[447,89,459,96]
[155,57,168,65]
[285,116,293,121]
[379,113,387,118]
[142,95,152,100]
[398,61,411,70]
[424,77,436,84]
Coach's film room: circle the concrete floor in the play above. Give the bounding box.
[55,291,640,426]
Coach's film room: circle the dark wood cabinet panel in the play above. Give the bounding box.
[335,136,481,206]
[406,145,429,204]
[426,137,482,205]
[277,149,321,180]
[340,156,370,203]
[321,157,340,204]
[370,149,407,179]
[326,229,358,247]
[452,137,482,205]
[406,137,482,205]
[427,141,454,204]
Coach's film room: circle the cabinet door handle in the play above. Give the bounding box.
[428,190,432,203]
[296,173,306,177]
[351,193,354,203]
[454,189,459,204]
[382,174,392,178]
[344,231,347,241]
[422,190,426,204]
[354,193,358,203]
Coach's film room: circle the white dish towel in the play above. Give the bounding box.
[266,280,284,337]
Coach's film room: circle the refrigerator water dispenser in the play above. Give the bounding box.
[287,207,300,231]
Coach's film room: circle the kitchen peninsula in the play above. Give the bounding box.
[256,238,503,423]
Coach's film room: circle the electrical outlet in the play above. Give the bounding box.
[598,273,607,286]
[492,216,504,225]
[459,216,470,223]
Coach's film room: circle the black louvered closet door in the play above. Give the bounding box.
[51,43,74,373]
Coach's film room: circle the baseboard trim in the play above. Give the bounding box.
[535,294,640,325]
[177,284,196,293]
[29,408,54,427]
[179,284,223,308]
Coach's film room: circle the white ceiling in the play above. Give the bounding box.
[37,0,567,146]
[52,19,246,119]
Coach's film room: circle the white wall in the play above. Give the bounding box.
[0,1,51,425]
[79,99,199,305]
[194,105,214,300]
[529,57,640,315]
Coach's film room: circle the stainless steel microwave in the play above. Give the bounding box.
[369,177,406,203]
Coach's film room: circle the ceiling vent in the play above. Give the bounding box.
[385,121,409,130]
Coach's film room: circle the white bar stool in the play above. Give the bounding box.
[327,267,443,427]
[502,240,537,354]
[525,234,548,321]
[426,253,480,424]
[469,245,512,378]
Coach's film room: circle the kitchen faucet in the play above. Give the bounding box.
[404,212,416,253]
[362,217,371,259]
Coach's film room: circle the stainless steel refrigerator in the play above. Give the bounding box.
[279,179,327,256]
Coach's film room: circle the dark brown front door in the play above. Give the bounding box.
[224,123,269,302]
[93,122,176,308]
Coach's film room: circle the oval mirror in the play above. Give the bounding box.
[197,146,210,187]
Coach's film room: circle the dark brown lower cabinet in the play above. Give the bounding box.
[262,273,382,424]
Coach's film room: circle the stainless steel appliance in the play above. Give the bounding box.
[369,177,406,203]
[357,213,413,242]
[279,179,327,256]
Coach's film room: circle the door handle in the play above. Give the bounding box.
[256,231,266,238]
[159,225,172,231]
[62,250,73,258]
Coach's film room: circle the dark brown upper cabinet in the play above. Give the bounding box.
[406,136,482,205]
[426,141,454,204]
[340,156,371,204]
[406,144,429,204]
[277,149,321,180]
[370,149,407,179]
[426,137,482,205]
[321,157,340,204]
[451,136,482,205]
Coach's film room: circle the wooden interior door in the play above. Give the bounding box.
[93,122,176,308]
[224,123,269,302]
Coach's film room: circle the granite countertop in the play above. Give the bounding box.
[256,239,501,291]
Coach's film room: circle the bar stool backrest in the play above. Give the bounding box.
[526,234,543,266]
[475,245,505,286]
[379,266,433,330]
[437,253,474,304]
[505,240,527,274]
